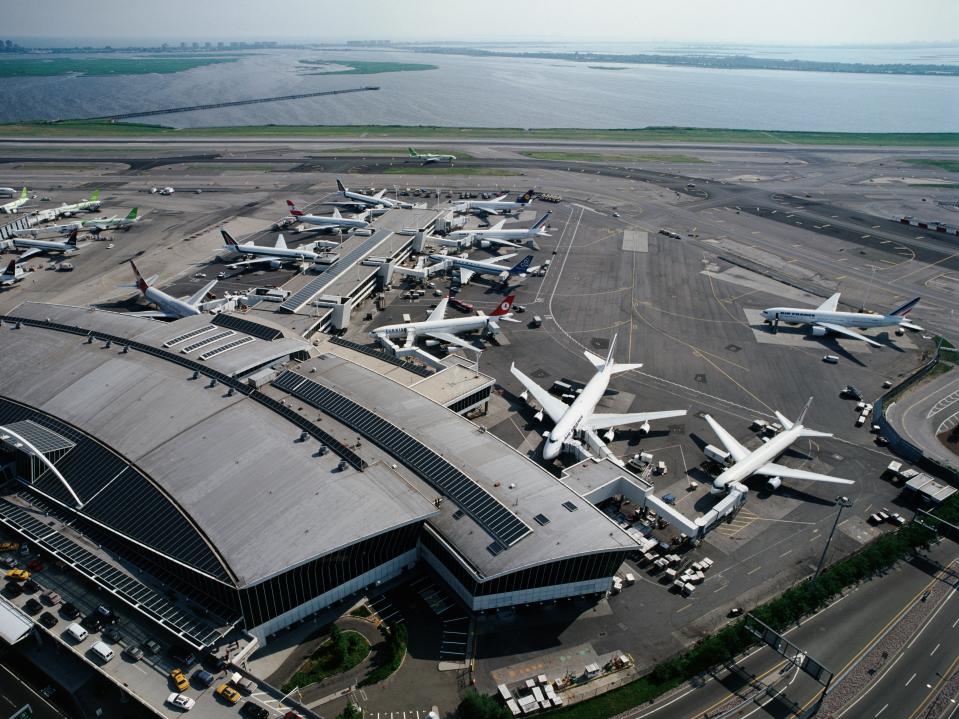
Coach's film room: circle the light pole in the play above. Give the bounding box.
[814,495,853,582]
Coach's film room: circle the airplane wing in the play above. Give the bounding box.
[427,296,449,322]
[510,364,569,424]
[487,253,518,265]
[486,238,523,249]
[491,194,507,202]
[228,256,284,268]
[703,414,750,462]
[373,189,386,199]
[17,248,42,262]
[126,310,175,319]
[816,293,841,312]
[899,321,923,331]
[187,280,218,307]
[422,331,482,353]
[458,268,475,284]
[754,462,855,485]
[488,220,506,231]
[581,410,687,432]
[815,322,883,348]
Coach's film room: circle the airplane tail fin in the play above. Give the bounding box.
[508,255,534,275]
[517,189,536,203]
[90,190,100,201]
[286,200,303,217]
[129,259,149,294]
[220,228,239,247]
[20,187,27,199]
[490,294,516,317]
[125,208,138,220]
[408,148,418,157]
[66,229,78,247]
[336,179,347,192]
[532,211,551,230]
[583,334,642,374]
[890,296,920,317]
[3,259,15,276]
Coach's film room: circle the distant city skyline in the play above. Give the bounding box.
[4,0,957,46]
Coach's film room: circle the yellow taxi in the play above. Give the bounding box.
[5,568,30,581]
[169,668,189,692]
[215,684,241,704]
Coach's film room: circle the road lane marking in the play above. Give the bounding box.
[906,672,916,686]
[931,643,940,656]
[875,704,888,716]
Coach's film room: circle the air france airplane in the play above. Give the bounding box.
[408,147,456,164]
[286,200,370,231]
[511,334,687,461]
[453,189,536,216]
[428,253,536,284]
[703,399,854,494]
[371,294,518,353]
[221,229,322,268]
[760,294,922,347]
[335,179,412,210]
[12,229,81,261]
[446,212,551,248]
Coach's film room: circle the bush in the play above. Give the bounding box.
[458,690,511,719]
[358,623,407,687]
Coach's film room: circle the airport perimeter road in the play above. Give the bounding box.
[886,369,959,473]
[0,662,67,719]
[621,547,958,719]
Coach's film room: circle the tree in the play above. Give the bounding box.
[458,690,510,719]
[329,624,347,665]
[337,702,362,719]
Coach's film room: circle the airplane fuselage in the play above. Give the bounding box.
[13,237,77,254]
[456,200,527,214]
[712,425,804,490]
[296,214,369,230]
[144,286,201,318]
[12,222,82,239]
[448,227,543,242]
[343,189,411,210]
[372,314,498,341]
[428,254,513,277]
[761,307,904,329]
[225,242,319,263]
[544,369,611,460]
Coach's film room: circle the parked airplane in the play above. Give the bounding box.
[286,201,370,231]
[446,212,551,248]
[335,179,412,210]
[127,260,216,319]
[56,190,101,217]
[428,253,535,285]
[12,229,81,261]
[512,334,687,462]
[221,229,320,268]
[0,188,29,214]
[760,294,922,347]
[11,220,84,239]
[408,148,456,164]
[453,189,536,216]
[703,399,854,494]
[84,208,140,234]
[0,187,16,197]
[0,259,25,286]
[372,294,518,353]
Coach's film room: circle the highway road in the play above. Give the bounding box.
[0,661,67,719]
[619,547,958,719]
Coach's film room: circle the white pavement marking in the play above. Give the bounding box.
[906,672,916,686]
[875,703,888,717]
[931,643,941,656]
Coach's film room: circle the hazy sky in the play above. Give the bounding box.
[5,0,957,45]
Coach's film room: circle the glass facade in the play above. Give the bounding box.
[448,387,492,414]
[239,522,421,627]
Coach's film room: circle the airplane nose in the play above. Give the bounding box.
[542,442,560,460]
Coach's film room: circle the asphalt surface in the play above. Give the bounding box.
[886,369,959,471]
[0,660,69,719]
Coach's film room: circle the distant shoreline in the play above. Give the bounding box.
[1,122,957,147]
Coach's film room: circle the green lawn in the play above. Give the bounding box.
[1,121,957,147]
[522,150,704,163]
[281,628,370,693]
[298,59,437,75]
[381,166,522,176]
[0,57,240,78]
[903,158,959,173]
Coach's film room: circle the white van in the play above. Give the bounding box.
[66,623,88,643]
[91,641,115,663]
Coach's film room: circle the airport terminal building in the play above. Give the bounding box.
[0,302,638,648]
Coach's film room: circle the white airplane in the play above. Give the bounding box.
[760,294,922,347]
[428,253,535,285]
[1,188,29,214]
[391,254,450,281]
[703,399,854,494]
[11,220,84,239]
[511,334,687,461]
[0,187,17,197]
[127,260,217,319]
[453,189,536,216]
[408,147,456,164]
[286,200,370,231]
[83,208,140,234]
[55,190,101,217]
[335,179,412,210]
[221,229,321,268]
[0,259,25,286]
[12,229,81,261]
[158,187,175,196]
[447,212,551,248]
[371,293,519,353]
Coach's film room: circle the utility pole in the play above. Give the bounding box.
[814,496,853,582]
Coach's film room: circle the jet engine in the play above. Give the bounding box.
[766,477,782,491]
[810,326,828,337]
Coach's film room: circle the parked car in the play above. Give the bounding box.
[841,385,864,401]
[4,581,23,598]
[38,612,58,629]
[26,559,44,572]
[24,598,43,615]
[143,638,162,655]
[170,668,189,692]
[6,568,30,581]
[102,626,122,644]
[169,645,196,668]
[192,668,215,687]
[80,613,103,633]
[166,693,196,711]
[21,579,40,593]
[93,604,117,625]
[240,701,269,718]
[0,554,17,568]
[123,645,143,662]
[216,684,241,704]
[60,602,80,620]
[41,590,60,606]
